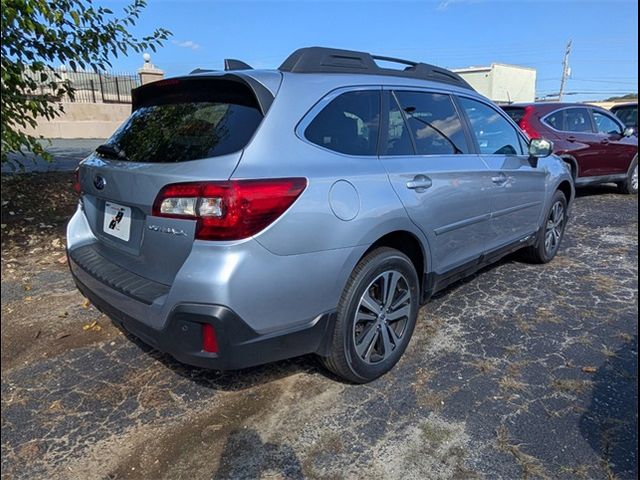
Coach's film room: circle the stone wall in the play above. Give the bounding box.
[20,54,163,139]
[20,102,131,139]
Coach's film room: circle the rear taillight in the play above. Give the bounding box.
[152,178,307,240]
[519,106,540,139]
[73,167,81,194]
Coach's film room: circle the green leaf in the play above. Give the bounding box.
[1,0,171,166]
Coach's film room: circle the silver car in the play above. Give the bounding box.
[67,47,574,383]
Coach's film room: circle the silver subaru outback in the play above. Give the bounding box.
[67,47,574,383]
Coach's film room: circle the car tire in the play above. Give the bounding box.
[321,247,420,383]
[523,190,568,264]
[617,157,638,195]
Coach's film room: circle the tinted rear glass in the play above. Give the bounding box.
[304,90,381,156]
[102,79,263,163]
[544,111,563,130]
[502,107,526,126]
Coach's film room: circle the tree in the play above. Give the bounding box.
[603,93,638,102]
[0,0,171,165]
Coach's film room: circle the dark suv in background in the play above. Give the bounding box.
[611,102,638,131]
[503,103,638,194]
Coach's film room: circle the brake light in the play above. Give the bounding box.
[519,106,540,139]
[73,167,81,194]
[152,178,307,240]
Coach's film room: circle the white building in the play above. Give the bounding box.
[453,63,537,104]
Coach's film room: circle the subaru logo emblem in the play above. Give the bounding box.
[94,175,106,190]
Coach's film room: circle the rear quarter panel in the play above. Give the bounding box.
[230,75,433,307]
[232,74,430,257]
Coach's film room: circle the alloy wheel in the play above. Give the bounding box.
[545,201,565,256]
[632,165,638,192]
[353,270,411,364]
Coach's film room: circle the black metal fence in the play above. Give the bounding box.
[22,68,140,104]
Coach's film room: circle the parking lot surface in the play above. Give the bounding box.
[1,139,105,173]
[1,174,637,480]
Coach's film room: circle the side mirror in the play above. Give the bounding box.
[529,138,553,158]
[623,126,636,137]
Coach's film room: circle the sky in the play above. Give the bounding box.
[102,0,638,102]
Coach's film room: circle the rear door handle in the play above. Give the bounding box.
[567,136,576,143]
[600,138,610,145]
[492,172,508,186]
[406,175,432,191]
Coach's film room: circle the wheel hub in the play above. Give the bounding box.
[544,200,565,256]
[352,270,412,364]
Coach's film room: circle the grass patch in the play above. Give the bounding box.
[496,426,548,480]
[469,359,498,374]
[551,378,592,394]
[420,422,454,448]
[499,376,527,392]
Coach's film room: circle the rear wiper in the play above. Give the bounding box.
[96,143,128,160]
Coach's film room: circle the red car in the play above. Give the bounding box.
[503,103,638,194]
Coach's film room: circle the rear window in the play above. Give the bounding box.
[502,107,526,126]
[103,79,264,163]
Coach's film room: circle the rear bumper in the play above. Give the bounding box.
[71,264,336,370]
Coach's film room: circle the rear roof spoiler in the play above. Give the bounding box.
[131,73,275,115]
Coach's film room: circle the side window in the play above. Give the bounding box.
[544,111,564,130]
[592,110,622,135]
[304,90,380,156]
[458,97,523,155]
[384,94,414,155]
[394,91,469,155]
[564,108,593,133]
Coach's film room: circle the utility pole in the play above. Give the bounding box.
[558,40,572,102]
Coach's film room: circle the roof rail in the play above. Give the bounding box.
[278,47,473,90]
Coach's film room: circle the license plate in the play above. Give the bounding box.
[103,202,131,241]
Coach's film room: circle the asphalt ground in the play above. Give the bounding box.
[2,139,105,173]
[1,170,637,479]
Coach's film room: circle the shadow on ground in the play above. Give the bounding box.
[580,335,638,479]
[575,184,623,198]
[213,428,303,479]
